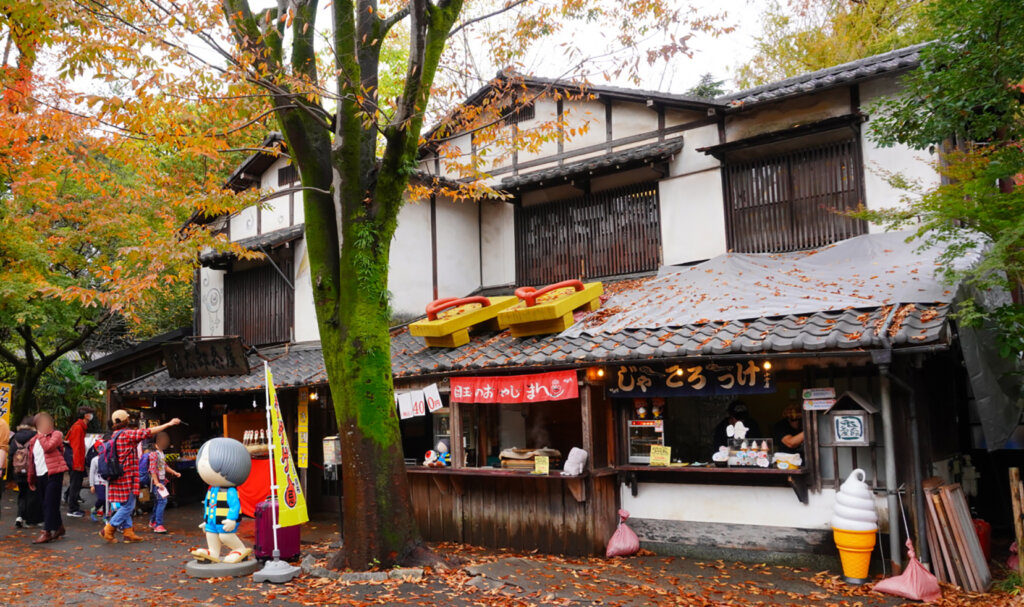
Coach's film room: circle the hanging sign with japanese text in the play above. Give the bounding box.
[609,361,774,398]
[450,370,579,404]
[397,392,414,420]
[297,400,309,469]
[0,382,11,427]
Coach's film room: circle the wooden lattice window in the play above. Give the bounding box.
[515,183,662,286]
[224,257,293,346]
[278,164,299,187]
[723,137,867,254]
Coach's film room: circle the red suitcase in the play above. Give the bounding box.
[254,497,301,561]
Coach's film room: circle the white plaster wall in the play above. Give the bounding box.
[389,201,435,317]
[292,237,318,343]
[480,200,516,287]
[860,77,939,232]
[659,169,727,265]
[622,484,839,530]
[199,267,226,337]
[435,199,482,300]
[672,124,720,176]
[726,89,850,141]
[229,205,258,241]
[261,157,291,191]
[262,194,291,232]
[610,101,658,138]
[561,99,603,150]
[516,97,561,165]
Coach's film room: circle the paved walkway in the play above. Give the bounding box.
[0,489,1011,606]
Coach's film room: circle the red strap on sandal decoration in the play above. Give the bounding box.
[514,279,585,307]
[499,280,603,337]
[410,295,519,348]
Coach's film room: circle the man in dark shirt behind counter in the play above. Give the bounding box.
[773,404,805,456]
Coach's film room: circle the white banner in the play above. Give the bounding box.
[397,392,414,420]
[411,390,427,417]
[424,383,443,412]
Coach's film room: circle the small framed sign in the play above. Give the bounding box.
[802,387,836,400]
[533,455,550,475]
[831,410,871,447]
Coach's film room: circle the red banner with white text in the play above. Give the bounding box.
[450,370,579,404]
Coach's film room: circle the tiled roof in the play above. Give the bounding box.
[391,303,949,378]
[721,43,927,106]
[199,224,305,267]
[501,139,684,190]
[116,342,327,397]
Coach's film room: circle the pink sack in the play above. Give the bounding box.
[873,540,942,602]
[606,509,640,558]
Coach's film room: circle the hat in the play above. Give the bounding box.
[111,409,130,423]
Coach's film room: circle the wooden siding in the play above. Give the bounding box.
[515,183,661,286]
[408,470,618,555]
[224,258,293,346]
[723,138,867,254]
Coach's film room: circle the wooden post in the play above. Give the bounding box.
[451,403,465,469]
[581,379,594,471]
[1010,468,1024,576]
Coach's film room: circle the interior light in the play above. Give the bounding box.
[252,399,258,408]
[596,368,605,378]
[763,361,773,370]
[153,400,157,408]
[310,390,320,401]
[199,400,204,410]
[675,368,684,376]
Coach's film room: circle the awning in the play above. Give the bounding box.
[199,223,304,268]
[115,342,326,398]
[501,138,683,191]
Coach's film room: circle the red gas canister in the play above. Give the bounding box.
[973,518,992,562]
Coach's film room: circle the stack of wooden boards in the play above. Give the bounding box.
[922,478,991,592]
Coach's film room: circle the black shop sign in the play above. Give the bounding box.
[609,360,775,398]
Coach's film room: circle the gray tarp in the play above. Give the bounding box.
[564,231,967,337]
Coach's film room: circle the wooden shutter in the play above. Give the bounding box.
[224,256,294,346]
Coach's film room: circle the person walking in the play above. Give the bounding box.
[100,410,180,543]
[26,412,68,544]
[88,436,107,522]
[65,406,94,518]
[148,432,180,534]
[12,416,42,528]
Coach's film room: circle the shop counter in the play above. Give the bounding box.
[406,465,616,504]
[614,464,809,504]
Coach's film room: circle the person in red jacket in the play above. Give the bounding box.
[66,407,94,518]
[26,412,69,544]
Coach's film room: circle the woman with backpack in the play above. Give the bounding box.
[12,416,42,528]
[26,412,69,544]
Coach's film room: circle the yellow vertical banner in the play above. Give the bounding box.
[266,365,308,526]
[297,396,309,469]
[0,382,12,427]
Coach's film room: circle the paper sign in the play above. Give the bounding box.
[297,402,309,469]
[298,387,309,407]
[533,455,550,475]
[424,383,444,413]
[802,387,835,400]
[803,398,835,411]
[397,392,414,420]
[411,390,427,417]
[649,445,672,467]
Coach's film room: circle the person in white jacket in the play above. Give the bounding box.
[88,442,107,522]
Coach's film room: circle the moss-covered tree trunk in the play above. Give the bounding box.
[223,0,463,570]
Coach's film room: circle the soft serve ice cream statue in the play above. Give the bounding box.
[831,469,879,583]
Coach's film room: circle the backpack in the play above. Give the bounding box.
[85,442,99,469]
[11,439,29,476]
[139,451,151,481]
[98,430,125,482]
[62,441,73,470]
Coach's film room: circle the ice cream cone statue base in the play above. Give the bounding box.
[831,469,878,585]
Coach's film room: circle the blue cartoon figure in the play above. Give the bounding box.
[190,437,252,564]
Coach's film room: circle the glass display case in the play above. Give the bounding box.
[628,419,664,464]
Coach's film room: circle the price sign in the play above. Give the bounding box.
[533,455,550,475]
[803,399,835,411]
[649,445,672,467]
